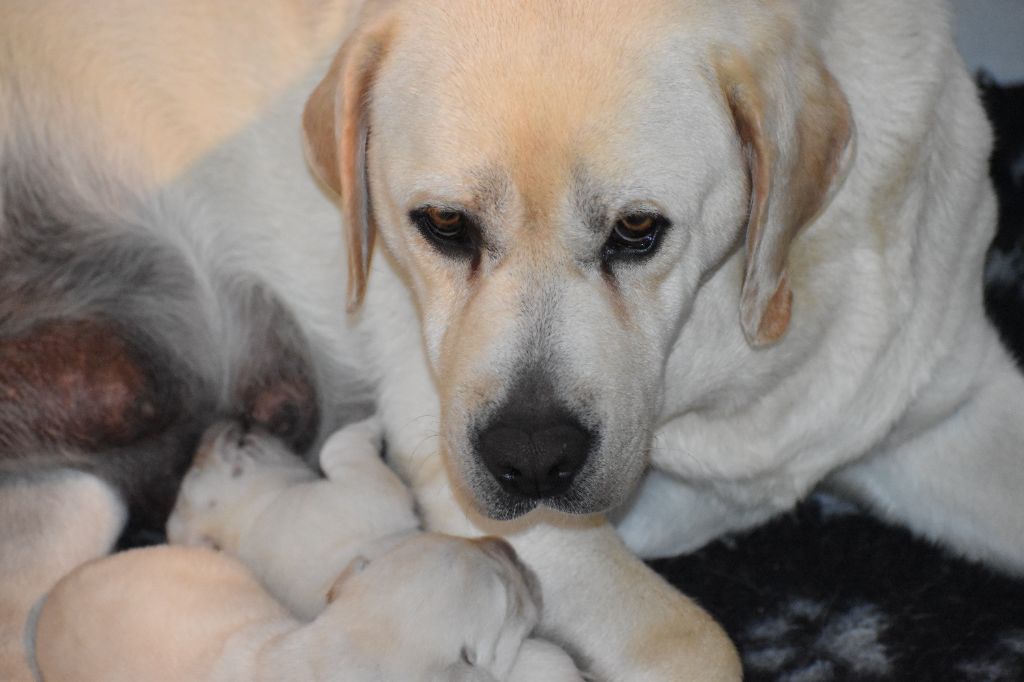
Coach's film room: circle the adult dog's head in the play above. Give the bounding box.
[303,0,852,520]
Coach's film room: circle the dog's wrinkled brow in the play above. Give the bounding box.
[571,167,609,235]
[461,165,611,239]
[469,167,512,218]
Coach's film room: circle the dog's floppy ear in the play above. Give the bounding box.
[716,45,854,346]
[302,10,396,311]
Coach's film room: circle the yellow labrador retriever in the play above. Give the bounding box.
[3,0,1016,679]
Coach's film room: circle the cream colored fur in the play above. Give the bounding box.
[168,418,585,680]
[0,470,125,682]
[33,536,540,682]
[167,417,419,620]
[3,0,1017,679]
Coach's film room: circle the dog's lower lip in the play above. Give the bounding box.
[482,496,538,521]
[539,495,591,516]
[485,492,600,520]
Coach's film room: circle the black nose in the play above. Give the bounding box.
[474,396,593,501]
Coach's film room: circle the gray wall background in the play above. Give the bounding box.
[951,0,1024,82]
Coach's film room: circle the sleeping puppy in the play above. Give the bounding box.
[0,469,125,682]
[34,535,539,682]
[168,417,585,679]
[166,416,419,620]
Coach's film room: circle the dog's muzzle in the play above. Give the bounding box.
[472,372,595,503]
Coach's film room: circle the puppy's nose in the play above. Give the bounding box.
[475,398,593,500]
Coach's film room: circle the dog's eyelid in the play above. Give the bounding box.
[612,205,669,224]
[614,211,669,233]
[408,205,483,257]
[409,203,477,222]
[601,209,670,262]
[611,196,669,215]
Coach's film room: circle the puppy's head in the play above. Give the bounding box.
[304,0,853,519]
[166,420,314,547]
[325,533,538,680]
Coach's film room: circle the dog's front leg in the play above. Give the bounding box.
[399,452,741,682]
[506,513,741,682]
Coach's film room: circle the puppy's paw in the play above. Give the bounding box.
[318,415,384,477]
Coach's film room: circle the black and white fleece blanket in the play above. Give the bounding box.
[650,76,1024,682]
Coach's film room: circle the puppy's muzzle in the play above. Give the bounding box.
[473,375,594,501]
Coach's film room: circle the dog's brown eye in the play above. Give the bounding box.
[620,214,654,233]
[410,206,479,259]
[604,212,666,260]
[425,207,465,238]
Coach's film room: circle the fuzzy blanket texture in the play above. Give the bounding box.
[650,75,1024,682]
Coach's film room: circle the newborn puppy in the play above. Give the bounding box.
[167,417,419,619]
[0,469,125,682]
[34,535,539,682]
[168,418,585,680]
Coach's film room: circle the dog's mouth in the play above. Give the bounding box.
[463,469,539,521]
[476,489,606,521]
[481,494,539,522]
[465,462,613,521]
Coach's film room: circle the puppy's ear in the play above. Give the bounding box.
[716,44,854,346]
[302,9,396,311]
